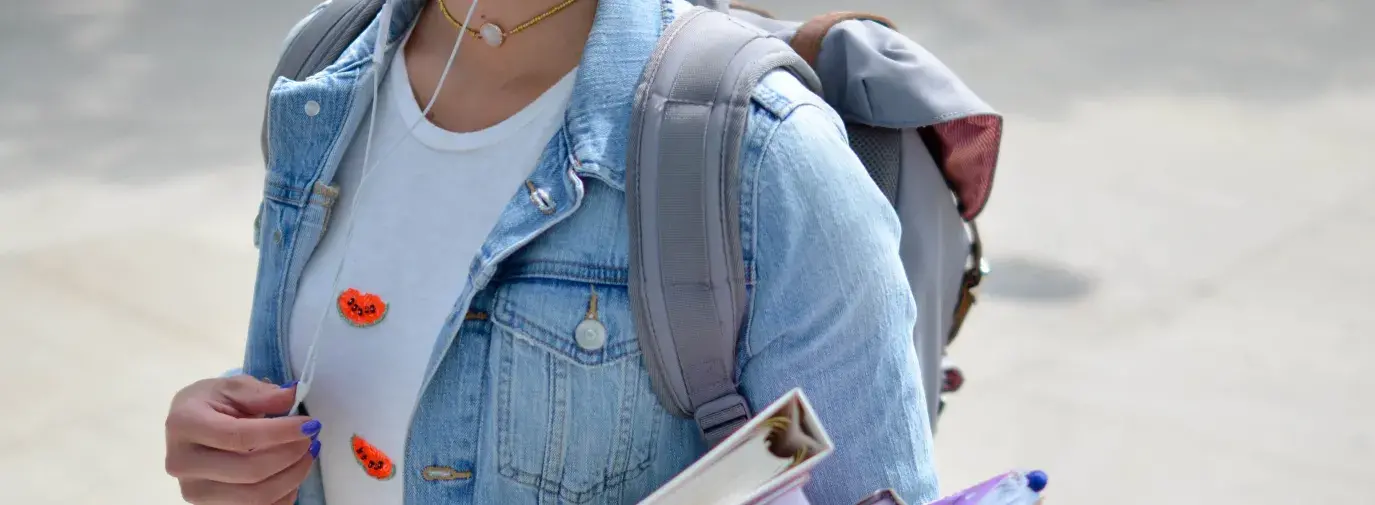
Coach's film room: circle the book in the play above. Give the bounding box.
[854,470,1046,505]
[923,471,1046,505]
[637,387,1048,505]
[638,388,832,505]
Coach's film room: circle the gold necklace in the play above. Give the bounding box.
[438,0,584,48]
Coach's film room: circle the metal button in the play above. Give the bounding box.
[304,100,321,117]
[575,319,607,351]
[529,188,555,214]
[420,465,472,481]
[525,181,555,214]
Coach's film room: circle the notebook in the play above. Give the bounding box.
[929,471,1044,505]
[855,470,1045,505]
[637,388,833,505]
[637,387,1048,505]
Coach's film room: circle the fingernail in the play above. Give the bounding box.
[280,380,299,389]
[301,419,322,436]
[309,439,321,459]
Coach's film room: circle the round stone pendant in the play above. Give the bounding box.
[479,22,504,47]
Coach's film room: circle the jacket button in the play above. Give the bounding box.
[575,319,607,351]
[420,465,472,481]
[524,181,555,214]
[304,100,321,117]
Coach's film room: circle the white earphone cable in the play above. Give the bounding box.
[290,0,481,416]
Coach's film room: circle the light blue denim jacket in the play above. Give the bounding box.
[245,0,938,503]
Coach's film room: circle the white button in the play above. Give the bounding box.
[575,319,607,351]
[304,100,321,117]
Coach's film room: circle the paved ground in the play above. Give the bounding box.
[2,1,1372,504]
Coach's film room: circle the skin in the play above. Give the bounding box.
[161,1,597,503]
[164,376,317,505]
[404,0,596,133]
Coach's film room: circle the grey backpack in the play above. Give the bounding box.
[264,0,1002,446]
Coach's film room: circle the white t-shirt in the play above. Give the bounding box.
[287,42,576,503]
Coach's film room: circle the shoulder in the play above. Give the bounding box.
[658,2,844,134]
[747,69,846,139]
[738,68,902,277]
[739,69,858,198]
[740,70,888,223]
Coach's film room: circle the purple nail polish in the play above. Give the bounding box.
[280,380,299,389]
[309,439,321,459]
[301,419,322,436]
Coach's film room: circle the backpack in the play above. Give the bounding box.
[263,0,1002,447]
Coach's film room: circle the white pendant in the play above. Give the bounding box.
[479,22,504,47]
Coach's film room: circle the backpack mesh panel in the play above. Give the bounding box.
[845,123,903,206]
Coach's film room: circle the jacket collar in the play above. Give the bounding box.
[351,0,674,191]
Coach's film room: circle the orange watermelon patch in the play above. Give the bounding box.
[350,434,395,480]
[337,288,387,327]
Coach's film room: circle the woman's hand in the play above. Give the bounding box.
[164,375,321,504]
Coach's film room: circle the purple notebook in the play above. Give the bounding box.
[924,471,1044,505]
[850,470,1047,505]
[753,470,1047,505]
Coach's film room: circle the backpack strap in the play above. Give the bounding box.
[727,2,775,19]
[260,0,384,163]
[627,7,820,447]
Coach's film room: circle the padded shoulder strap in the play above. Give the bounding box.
[261,0,384,163]
[627,7,820,447]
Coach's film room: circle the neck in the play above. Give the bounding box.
[406,0,596,87]
[397,0,596,132]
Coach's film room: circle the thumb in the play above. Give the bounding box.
[219,375,299,417]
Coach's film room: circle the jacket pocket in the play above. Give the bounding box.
[490,273,665,503]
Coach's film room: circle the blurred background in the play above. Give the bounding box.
[2,0,1372,503]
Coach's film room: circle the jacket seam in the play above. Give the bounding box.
[739,101,825,362]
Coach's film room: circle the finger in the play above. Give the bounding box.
[180,452,315,505]
[172,405,320,453]
[166,438,312,484]
[219,375,299,416]
[271,490,300,505]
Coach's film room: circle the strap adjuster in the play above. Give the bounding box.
[694,393,751,447]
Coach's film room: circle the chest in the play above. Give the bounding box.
[403,54,581,134]
[250,50,701,502]
[248,152,691,503]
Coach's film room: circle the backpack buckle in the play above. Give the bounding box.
[695,393,752,447]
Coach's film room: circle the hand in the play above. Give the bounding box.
[165,375,322,504]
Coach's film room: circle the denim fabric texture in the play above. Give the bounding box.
[246,0,938,503]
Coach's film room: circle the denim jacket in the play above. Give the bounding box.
[245,0,938,503]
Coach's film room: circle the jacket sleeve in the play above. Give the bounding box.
[737,95,939,504]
